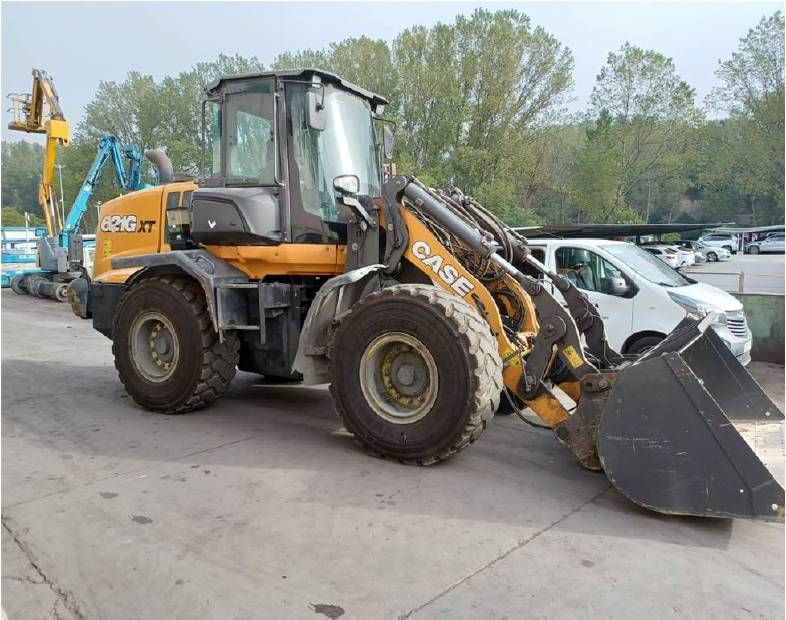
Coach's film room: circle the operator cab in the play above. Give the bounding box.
[181,69,389,248]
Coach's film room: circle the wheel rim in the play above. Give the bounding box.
[130,311,180,383]
[359,332,439,425]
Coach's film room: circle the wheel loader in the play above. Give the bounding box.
[67,69,784,520]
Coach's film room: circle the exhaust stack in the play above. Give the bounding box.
[144,149,174,184]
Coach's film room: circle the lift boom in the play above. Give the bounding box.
[7,68,70,237]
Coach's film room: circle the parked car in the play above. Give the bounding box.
[639,243,694,268]
[745,232,785,254]
[680,240,730,262]
[665,245,696,267]
[698,233,738,254]
[521,239,753,364]
[641,245,680,268]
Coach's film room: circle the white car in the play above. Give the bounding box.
[698,233,739,254]
[665,245,696,267]
[745,233,785,254]
[523,239,753,365]
[680,240,730,262]
[640,245,680,268]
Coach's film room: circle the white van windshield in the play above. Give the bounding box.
[602,244,691,287]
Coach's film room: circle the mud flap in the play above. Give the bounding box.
[597,316,785,520]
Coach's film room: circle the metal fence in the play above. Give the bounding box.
[685,270,785,293]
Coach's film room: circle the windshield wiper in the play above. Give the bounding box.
[656,281,677,287]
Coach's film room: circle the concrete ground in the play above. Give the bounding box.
[685,254,784,294]
[2,293,784,619]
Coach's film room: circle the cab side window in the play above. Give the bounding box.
[555,247,623,294]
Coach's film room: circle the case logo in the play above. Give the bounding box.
[411,241,476,296]
[100,215,155,233]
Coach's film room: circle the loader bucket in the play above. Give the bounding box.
[597,316,784,520]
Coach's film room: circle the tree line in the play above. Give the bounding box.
[2,8,783,232]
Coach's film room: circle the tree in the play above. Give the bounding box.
[1,141,45,218]
[703,11,784,224]
[584,43,700,221]
[1,207,44,227]
[393,8,574,221]
[571,111,636,223]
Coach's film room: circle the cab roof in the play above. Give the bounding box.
[204,68,389,108]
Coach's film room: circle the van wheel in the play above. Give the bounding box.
[626,334,665,355]
[706,251,718,262]
[748,245,760,255]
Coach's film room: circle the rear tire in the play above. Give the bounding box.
[330,284,503,465]
[626,334,665,355]
[748,245,760,255]
[10,275,28,296]
[112,275,239,413]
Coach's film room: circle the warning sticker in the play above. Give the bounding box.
[102,240,112,257]
[562,345,583,369]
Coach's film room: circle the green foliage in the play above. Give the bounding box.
[1,206,44,227]
[580,43,700,223]
[1,10,783,230]
[701,11,785,225]
[2,141,44,217]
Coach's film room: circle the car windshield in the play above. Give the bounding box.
[603,243,691,287]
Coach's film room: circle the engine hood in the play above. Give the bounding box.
[674,282,743,312]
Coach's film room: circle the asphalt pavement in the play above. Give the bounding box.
[2,293,784,619]
[685,254,785,294]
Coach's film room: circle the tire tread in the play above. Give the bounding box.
[330,284,503,465]
[112,274,239,414]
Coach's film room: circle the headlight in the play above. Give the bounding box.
[667,292,727,323]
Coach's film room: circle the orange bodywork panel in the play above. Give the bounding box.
[205,244,343,278]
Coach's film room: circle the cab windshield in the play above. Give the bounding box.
[603,243,691,287]
[288,83,380,222]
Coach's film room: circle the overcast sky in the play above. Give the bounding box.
[1,1,780,142]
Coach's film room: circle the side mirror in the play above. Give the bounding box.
[605,276,631,297]
[383,125,395,160]
[307,90,326,131]
[333,175,360,196]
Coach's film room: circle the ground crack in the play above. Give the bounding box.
[398,485,612,619]
[2,518,85,619]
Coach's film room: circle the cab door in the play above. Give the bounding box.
[553,245,635,351]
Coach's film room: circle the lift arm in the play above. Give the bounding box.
[60,136,149,246]
[7,69,70,237]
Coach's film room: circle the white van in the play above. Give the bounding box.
[523,239,753,365]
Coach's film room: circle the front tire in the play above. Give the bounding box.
[748,245,760,255]
[626,334,665,355]
[330,284,503,465]
[112,275,239,413]
[706,251,718,262]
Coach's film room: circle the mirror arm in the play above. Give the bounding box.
[340,195,377,228]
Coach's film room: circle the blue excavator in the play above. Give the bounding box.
[8,135,152,301]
